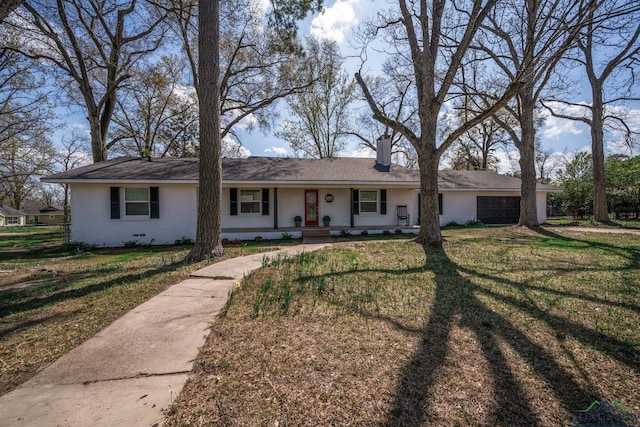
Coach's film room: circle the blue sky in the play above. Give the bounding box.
[56,0,640,173]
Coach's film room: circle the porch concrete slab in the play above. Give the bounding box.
[0,242,330,427]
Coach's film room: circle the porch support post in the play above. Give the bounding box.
[273,187,278,229]
[349,188,354,228]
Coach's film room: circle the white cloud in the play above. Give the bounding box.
[70,123,91,138]
[606,139,634,156]
[603,105,640,155]
[349,146,375,158]
[540,101,589,139]
[493,150,520,175]
[255,0,271,15]
[222,136,251,158]
[543,115,584,138]
[264,146,288,156]
[310,0,359,43]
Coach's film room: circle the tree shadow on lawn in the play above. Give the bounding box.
[384,248,638,426]
[0,259,187,319]
[533,226,640,265]
[0,309,82,341]
[295,236,639,425]
[365,250,574,425]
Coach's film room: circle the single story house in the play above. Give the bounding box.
[25,204,66,225]
[0,203,27,227]
[42,138,559,247]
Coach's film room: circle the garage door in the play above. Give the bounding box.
[477,196,520,224]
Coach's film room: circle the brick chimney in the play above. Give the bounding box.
[376,134,392,168]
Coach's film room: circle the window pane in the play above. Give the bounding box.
[125,188,148,202]
[240,190,260,202]
[240,190,261,214]
[360,191,377,201]
[241,202,260,213]
[126,202,149,216]
[361,202,377,213]
[360,190,377,213]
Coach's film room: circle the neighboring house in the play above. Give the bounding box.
[42,137,559,247]
[0,203,27,227]
[25,204,66,225]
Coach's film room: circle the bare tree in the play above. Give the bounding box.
[0,113,55,209]
[475,0,594,226]
[355,0,521,248]
[542,1,640,221]
[0,48,51,150]
[276,38,355,158]
[10,0,169,162]
[0,43,56,209]
[350,76,418,168]
[168,0,319,144]
[54,130,91,222]
[442,101,513,171]
[110,55,196,157]
[534,140,562,183]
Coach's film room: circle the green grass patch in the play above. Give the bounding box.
[547,216,640,229]
[0,239,276,395]
[165,227,640,426]
[0,226,60,234]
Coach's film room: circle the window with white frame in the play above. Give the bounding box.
[360,190,378,213]
[6,216,20,225]
[240,189,261,214]
[124,188,149,216]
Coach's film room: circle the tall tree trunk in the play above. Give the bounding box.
[88,115,106,163]
[518,90,539,227]
[591,86,608,221]
[63,184,70,223]
[416,150,443,248]
[415,116,443,248]
[187,0,223,261]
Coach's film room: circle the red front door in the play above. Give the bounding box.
[304,189,319,226]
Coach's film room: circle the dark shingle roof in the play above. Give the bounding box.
[43,157,418,184]
[0,204,26,216]
[22,204,65,215]
[43,157,199,182]
[42,156,559,191]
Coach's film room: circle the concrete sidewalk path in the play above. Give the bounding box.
[0,243,329,427]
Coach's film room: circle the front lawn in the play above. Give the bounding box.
[165,227,640,426]
[547,216,640,229]
[0,232,276,395]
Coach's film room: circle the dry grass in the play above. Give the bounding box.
[0,231,275,395]
[165,226,640,426]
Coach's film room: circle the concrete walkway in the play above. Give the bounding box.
[0,243,329,427]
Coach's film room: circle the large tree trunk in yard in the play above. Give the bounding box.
[415,147,443,249]
[187,0,224,262]
[517,92,539,227]
[89,114,107,163]
[591,88,609,222]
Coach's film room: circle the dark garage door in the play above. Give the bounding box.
[477,196,520,224]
